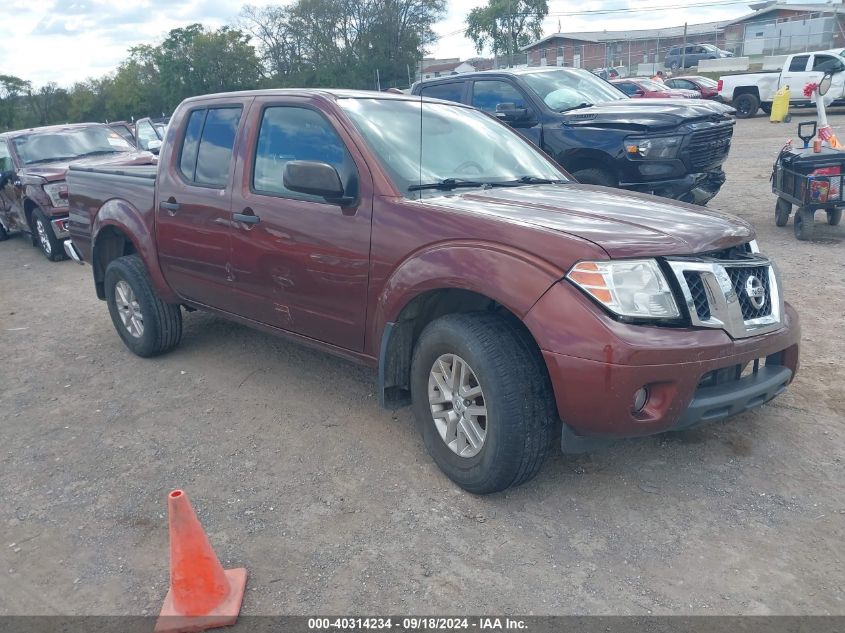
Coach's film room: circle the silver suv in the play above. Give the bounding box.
[665,44,732,70]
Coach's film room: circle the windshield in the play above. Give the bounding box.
[338,98,566,198]
[693,76,718,88]
[636,79,668,91]
[12,126,134,165]
[520,68,627,111]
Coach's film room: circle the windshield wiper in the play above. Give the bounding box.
[77,149,123,157]
[512,176,566,185]
[559,102,593,112]
[25,156,78,165]
[409,178,493,192]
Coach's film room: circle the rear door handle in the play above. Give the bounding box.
[160,200,181,212]
[233,211,260,225]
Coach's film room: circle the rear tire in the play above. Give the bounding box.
[572,168,616,188]
[775,198,791,227]
[104,254,183,357]
[794,207,815,241]
[827,208,842,226]
[32,208,66,261]
[733,93,760,119]
[410,313,556,494]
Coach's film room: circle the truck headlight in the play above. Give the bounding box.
[624,136,682,159]
[567,259,680,319]
[43,182,69,208]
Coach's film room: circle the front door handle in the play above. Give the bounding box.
[233,211,260,225]
[160,200,181,212]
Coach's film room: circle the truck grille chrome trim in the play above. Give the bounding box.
[666,255,783,339]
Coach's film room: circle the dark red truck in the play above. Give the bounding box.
[0,123,151,260]
[66,90,800,493]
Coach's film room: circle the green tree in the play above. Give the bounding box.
[465,0,548,64]
[0,75,32,131]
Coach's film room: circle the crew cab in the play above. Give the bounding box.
[412,68,735,205]
[66,90,799,494]
[0,123,152,260]
[718,49,845,118]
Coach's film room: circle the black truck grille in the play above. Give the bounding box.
[683,271,711,320]
[687,126,733,170]
[727,266,772,320]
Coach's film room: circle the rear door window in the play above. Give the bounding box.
[178,107,242,187]
[419,82,465,104]
[789,55,810,72]
[471,80,528,113]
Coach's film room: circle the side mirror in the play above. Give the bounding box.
[819,72,833,96]
[147,139,162,154]
[283,160,348,203]
[495,103,530,123]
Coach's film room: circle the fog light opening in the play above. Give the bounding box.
[632,387,649,413]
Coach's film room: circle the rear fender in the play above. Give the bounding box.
[92,199,178,303]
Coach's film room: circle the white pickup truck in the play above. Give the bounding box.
[718,49,845,118]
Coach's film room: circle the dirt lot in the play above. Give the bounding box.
[0,113,843,617]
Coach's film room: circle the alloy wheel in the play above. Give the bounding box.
[36,219,51,256]
[428,354,488,458]
[114,280,144,338]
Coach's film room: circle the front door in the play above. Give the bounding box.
[228,98,373,351]
[155,102,249,311]
[0,140,24,232]
[470,79,543,146]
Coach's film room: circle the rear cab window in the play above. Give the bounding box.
[419,82,465,104]
[177,106,242,187]
[789,55,810,72]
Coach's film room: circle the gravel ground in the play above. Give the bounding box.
[0,113,843,617]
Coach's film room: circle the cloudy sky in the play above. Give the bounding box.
[3,0,763,86]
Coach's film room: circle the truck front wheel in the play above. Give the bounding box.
[410,313,556,494]
[104,254,183,357]
[32,208,66,261]
[733,93,760,119]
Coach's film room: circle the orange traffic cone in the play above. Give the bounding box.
[154,490,247,633]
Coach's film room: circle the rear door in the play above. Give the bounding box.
[781,54,811,96]
[228,96,373,351]
[417,81,468,104]
[155,99,251,311]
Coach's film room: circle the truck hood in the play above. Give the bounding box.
[424,183,753,259]
[20,151,155,183]
[560,98,735,132]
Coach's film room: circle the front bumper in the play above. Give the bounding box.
[524,284,800,447]
[622,169,725,204]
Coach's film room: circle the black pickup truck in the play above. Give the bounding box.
[412,67,735,205]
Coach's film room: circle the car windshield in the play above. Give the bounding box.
[636,79,667,91]
[13,126,134,165]
[702,44,719,51]
[693,76,718,88]
[338,98,567,198]
[520,68,627,111]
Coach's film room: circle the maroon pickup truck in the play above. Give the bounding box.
[66,90,800,494]
[0,123,152,260]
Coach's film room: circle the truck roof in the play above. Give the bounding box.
[178,88,474,108]
[0,122,108,140]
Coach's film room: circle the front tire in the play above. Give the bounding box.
[733,93,760,119]
[104,254,183,357]
[410,313,556,494]
[32,208,66,261]
[794,207,815,241]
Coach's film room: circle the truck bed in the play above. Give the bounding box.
[67,163,157,264]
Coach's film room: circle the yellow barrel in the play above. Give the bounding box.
[770,86,790,122]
